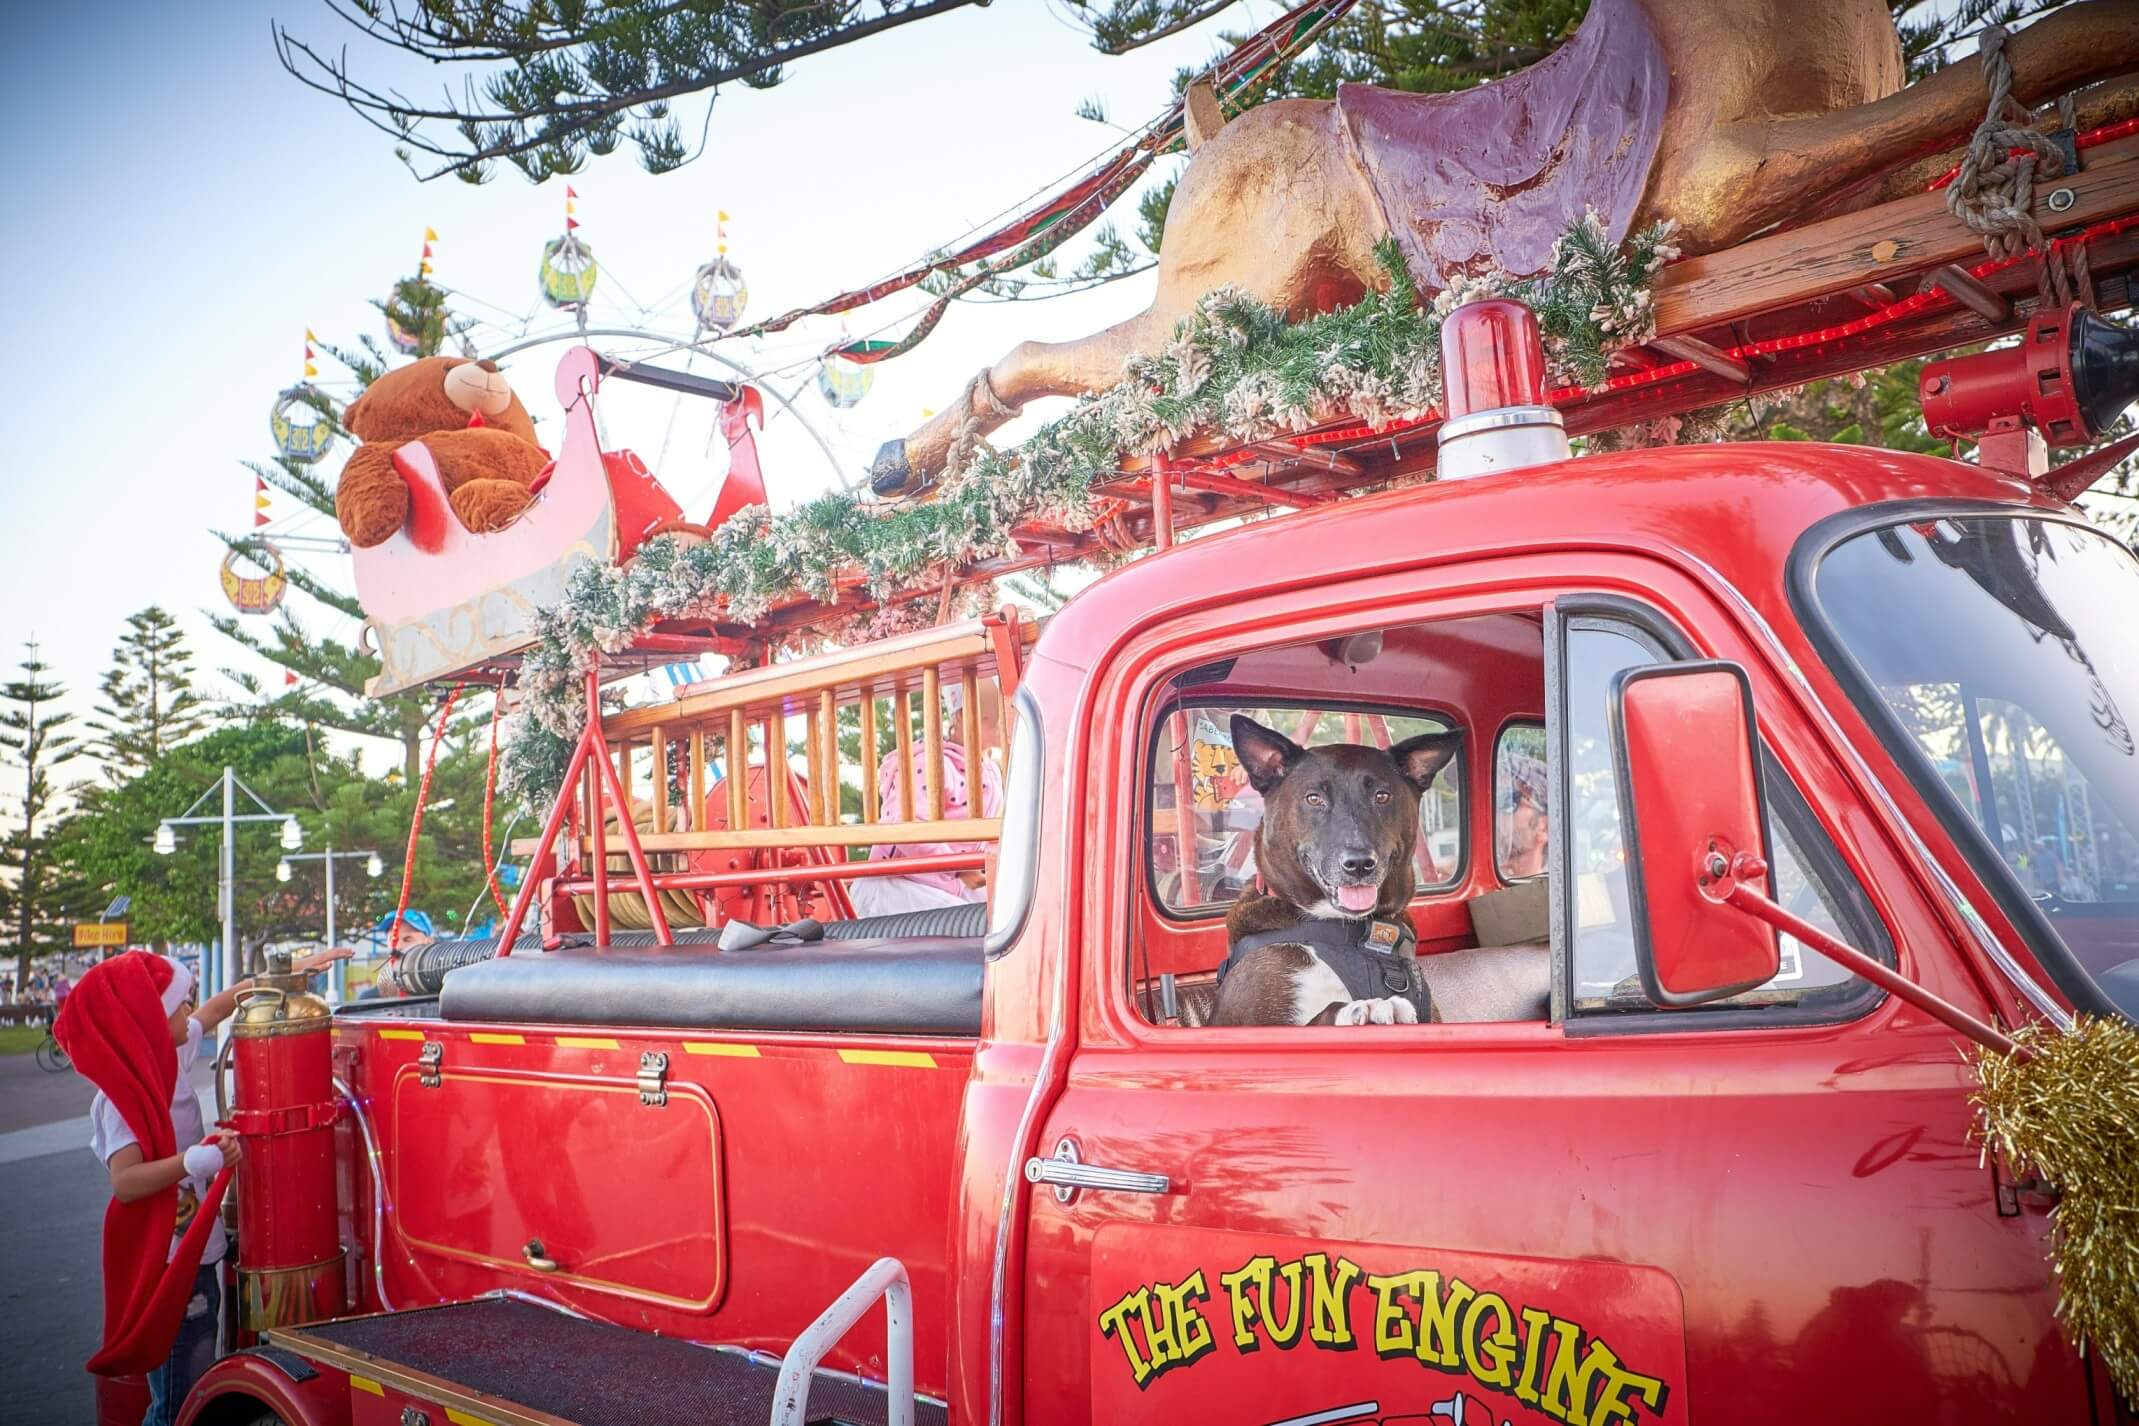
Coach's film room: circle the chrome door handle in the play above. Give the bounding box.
[1024,1137,1170,1204]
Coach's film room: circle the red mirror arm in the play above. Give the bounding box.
[1715,853,2027,1060]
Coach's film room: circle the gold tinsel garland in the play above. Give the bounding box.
[1973,1015,2139,1398]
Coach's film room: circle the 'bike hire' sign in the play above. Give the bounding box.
[72,923,129,948]
[1091,1227,1687,1425]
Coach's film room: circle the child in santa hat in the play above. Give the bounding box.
[57,947,347,1425]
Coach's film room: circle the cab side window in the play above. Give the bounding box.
[1493,723,1548,882]
[1556,613,1891,1021]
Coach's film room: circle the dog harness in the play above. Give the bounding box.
[1222,916,1432,1022]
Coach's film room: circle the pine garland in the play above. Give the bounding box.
[501,213,1681,808]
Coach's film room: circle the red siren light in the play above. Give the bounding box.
[1921,305,2139,467]
[1436,298,1570,479]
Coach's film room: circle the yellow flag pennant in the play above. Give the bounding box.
[256,493,272,511]
[718,209,731,222]
[303,361,319,377]
[424,226,439,241]
[304,327,319,342]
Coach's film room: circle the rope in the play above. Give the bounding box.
[480,675,509,920]
[390,686,462,951]
[1946,25,2069,266]
[944,370,1016,483]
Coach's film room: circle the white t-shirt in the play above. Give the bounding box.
[88,1017,227,1265]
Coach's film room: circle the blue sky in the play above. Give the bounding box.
[0,0,1250,774]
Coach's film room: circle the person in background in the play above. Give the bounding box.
[849,735,1006,919]
[1496,750,1551,880]
[57,946,349,1424]
[53,970,72,1016]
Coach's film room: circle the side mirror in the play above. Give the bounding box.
[1609,662,1780,1007]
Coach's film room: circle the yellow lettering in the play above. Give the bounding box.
[1367,1271,1427,1360]
[1096,1288,1156,1388]
[1587,1354,1670,1426]
[1304,1253,1362,1349]
[1148,1270,1217,1378]
[1514,1305,1555,1406]
[1266,1257,1306,1347]
[1219,1257,1271,1351]
[1459,1290,1519,1391]
[1543,1320,1624,1426]
[1414,1271,1476,1369]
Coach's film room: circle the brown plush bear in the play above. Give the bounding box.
[334,356,550,548]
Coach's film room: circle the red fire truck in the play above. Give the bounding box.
[171,166,2139,1424]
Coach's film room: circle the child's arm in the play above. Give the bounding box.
[105,1131,242,1203]
[192,949,355,1032]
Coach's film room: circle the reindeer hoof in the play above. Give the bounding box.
[870,439,915,497]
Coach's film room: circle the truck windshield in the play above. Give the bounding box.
[1810,513,2139,1019]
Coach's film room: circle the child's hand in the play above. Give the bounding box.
[294,948,355,977]
[213,1130,243,1170]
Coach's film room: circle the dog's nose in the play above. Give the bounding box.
[1340,851,1379,878]
[477,359,501,374]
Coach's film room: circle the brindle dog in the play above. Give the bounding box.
[1207,715,1460,1027]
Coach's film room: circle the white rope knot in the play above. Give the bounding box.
[1946,24,2069,266]
[943,370,1015,486]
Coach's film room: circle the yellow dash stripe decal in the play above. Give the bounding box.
[469,1032,525,1045]
[350,1375,385,1396]
[684,1042,761,1057]
[446,1410,492,1426]
[556,1036,621,1049]
[376,1030,426,1042]
[838,1049,938,1068]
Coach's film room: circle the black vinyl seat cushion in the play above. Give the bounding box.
[822,901,988,941]
[440,938,982,1036]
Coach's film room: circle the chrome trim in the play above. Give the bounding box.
[1435,403,1565,443]
[334,1075,397,1313]
[1023,1138,1170,1203]
[1675,551,2072,1029]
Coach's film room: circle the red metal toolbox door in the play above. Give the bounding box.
[390,1063,725,1313]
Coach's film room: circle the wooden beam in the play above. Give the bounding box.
[1652,134,2139,337]
[859,695,881,824]
[651,727,669,834]
[819,689,839,827]
[1930,264,2013,322]
[1650,334,1751,385]
[688,731,707,832]
[625,818,1003,854]
[727,709,747,832]
[923,666,945,821]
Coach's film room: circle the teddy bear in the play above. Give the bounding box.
[333,356,551,548]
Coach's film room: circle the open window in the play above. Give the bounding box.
[1548,600,1892,1027]
[1134,612,1552,1027]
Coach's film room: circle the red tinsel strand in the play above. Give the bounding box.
[391,685,461,952]
[481,674,509,920]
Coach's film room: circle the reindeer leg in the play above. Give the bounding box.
[877,98,1390,495]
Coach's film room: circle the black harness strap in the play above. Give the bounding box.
[1222,915,1431,1020]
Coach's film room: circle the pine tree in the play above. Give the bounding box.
[91,606,207,779]
[1,642,82,993]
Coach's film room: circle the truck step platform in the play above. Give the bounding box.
[270,1297,944,1426]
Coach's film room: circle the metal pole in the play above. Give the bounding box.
[324,845,339,1006]
[220,768,238,1003]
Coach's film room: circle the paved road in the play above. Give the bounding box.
[0,1052,222,1425]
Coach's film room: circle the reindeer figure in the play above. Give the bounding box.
[872,0,2139,494]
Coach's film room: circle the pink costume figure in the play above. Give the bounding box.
[848,740,1006,919]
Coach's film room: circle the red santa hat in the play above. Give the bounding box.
[52,952,232,1376]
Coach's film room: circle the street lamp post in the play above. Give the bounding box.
[278,846,383,1002]
[156,766,302,1002]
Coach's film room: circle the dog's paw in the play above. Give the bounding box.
[1333,996,1418,1026]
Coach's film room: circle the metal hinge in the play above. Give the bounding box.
[400,1408,431,1426]
[637,1050,669,1107]
[418,1040,443,1089]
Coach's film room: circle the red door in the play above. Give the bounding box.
[1018,562,2088,1426]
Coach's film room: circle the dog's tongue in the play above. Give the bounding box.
[1335,884,1380,914]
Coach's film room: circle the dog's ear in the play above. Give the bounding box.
[1231,715,1305,795]
[1390,730,1462,795]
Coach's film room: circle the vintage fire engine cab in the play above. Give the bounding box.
[174,289,2139,1425]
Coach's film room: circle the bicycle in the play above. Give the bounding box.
[34,1025,67,1074]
